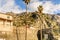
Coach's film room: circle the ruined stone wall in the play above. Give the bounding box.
[9,27,40,40]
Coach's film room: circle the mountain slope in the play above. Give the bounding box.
[13,12,60,29]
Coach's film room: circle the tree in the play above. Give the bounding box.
[23,0,30,4]
[23,0,31,14]
[38,5,43,13]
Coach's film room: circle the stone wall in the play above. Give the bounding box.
[10,27,40,40]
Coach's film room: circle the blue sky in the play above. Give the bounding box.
[15,0,26,9]
[0,0,60,14]
[15,0,60,10]
[52,0,60,4]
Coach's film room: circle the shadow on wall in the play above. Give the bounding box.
[37,30,55,40]
[37,30,41,40]
[37,30,45,40]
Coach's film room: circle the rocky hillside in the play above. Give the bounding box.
[13,12,60,29]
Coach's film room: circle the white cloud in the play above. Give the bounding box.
[43,1,55,14]
[43,1,60,14]
[0,0,60,14]
[28,0,60,14]
[0,0,24,13]
[30,0,39,2]
[28,2,43,11]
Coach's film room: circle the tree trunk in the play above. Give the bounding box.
[16,27,19,40]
